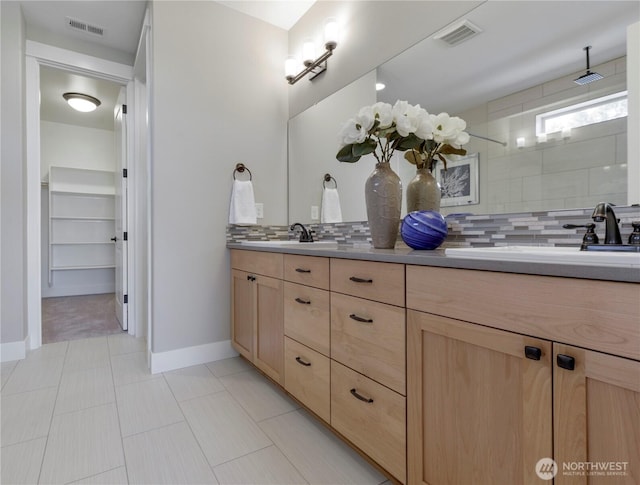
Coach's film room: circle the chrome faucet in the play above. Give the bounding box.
[591,202,622,244]
[290,222,314,242]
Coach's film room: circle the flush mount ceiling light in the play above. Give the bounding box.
[285,18,339,85]
[62,92,101,112]
[574,46,603,85]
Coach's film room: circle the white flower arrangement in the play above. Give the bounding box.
[337,100,469,171]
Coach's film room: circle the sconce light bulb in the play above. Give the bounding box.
[537,133,547,143]
[324,18,339,50]
[302,40,316,66]
[285,56,299,78]
[516,137,526,148]
[562,127,572,138]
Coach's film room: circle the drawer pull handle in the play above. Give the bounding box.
[524,346,542,361]
[350,388,374,403]
[557,354,575,371]
[349,313,373,323]
[295,297,311,305]
[295,356,311,366]
[295,268,311,273]
[246,275,256,282]
[349,276,373,284]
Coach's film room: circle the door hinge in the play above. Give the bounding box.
[123,232,128,241]
[124,294,128,304]
[122,104,127,114]
[123,168,128,178]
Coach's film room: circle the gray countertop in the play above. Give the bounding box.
[227,243,640,283]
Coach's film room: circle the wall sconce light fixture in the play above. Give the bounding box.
[63,92,101,112]
[516,137,526,148]
[286,19,339,85]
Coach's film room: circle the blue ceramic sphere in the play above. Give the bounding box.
[401,211,448,250]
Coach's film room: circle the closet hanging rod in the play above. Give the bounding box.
[467,132,507,147]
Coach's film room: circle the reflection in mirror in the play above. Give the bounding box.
[288,1,639,224]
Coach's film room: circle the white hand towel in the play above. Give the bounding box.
[321,187,343,223]
[229,179,257,225]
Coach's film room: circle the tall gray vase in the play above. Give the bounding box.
[406,167,441,213]
[365,162,402,249]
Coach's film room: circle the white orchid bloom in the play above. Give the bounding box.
[338,119,368,147]
[356,106,376,132]
[453,130,470,146]
[431,112,461,143]
[371,102,394,128]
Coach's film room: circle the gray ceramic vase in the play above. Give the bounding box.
[406,167,441,213]
[365,162,402,248]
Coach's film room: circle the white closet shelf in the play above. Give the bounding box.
[51,264,116,271]
[51,216,115,221]
[51,241,115,245]
[50,188,115,196]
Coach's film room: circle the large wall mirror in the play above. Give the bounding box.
[288,1,639,224]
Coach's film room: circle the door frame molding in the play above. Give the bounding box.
[26,41,135,349]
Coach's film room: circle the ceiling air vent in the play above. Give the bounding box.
[65,17,104,37]
[433,19,482,47]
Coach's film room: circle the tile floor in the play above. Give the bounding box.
[1,334,390,484]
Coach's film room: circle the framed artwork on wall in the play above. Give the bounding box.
[435,153,479,207]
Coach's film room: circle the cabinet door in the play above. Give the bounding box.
[554,344,640,485]
[253,274,284,384]
[231,269,254,360]
[407,310,552,485]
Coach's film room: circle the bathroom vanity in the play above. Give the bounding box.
[229,245,639,484]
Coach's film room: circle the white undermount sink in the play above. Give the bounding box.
[445,246,640,268]
[239,240,338,247]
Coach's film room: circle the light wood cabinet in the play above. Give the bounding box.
[230,250,284,384]
[553,344,640,485]
[283,281,330,357]
[407,265,640,485]
[407,310,552,484]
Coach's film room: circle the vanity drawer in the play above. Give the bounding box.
[284,282,330,356]
[331,360,406,483]
[331,292,406,394]
[284,254,329,290]
[330,258,404,306]
[231,249,283,279]
[284,337,330,423]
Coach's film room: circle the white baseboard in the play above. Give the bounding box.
[1,338,28,362]
[150,339,238,374]
[42,284,115,298]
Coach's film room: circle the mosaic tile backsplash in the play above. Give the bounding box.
[227,205,640,249]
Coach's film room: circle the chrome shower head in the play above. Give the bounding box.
[574,46,603,85]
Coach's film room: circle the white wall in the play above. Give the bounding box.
[628,21,639,204]
[1,1,27,347]
[149,1,288,354]
[287,1,482,117]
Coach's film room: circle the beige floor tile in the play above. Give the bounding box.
[219,368,298,421]
[0,387,57,446]
[206,356,252,377]
[260,410,385,485]
[123,421,217,484]
[115,377,183,437]
[54,365,115,415]
[180,391,272,467]
[213,445,308,485]
[39,403,125,484]
[164,364,224,401]
[68,466,129,484]
[108,334,146,356]
[64,337,110,372]
[111,351,154,387]
[25,341,69,362]
[0,437,47,484]
[1,356,64,395]
[1,360,18,390]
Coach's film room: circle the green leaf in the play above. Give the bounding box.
[336,144,361,163]
[397,133,423,150]
[352,139,377,157]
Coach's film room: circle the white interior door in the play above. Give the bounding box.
[114,89,128,330]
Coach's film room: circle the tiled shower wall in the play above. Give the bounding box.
[227,205,640,249]
[456,56,627,215]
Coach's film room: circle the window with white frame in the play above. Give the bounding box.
[536,91,628,136]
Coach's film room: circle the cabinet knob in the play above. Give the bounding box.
[349,313,373,323]
[557,354,576,371]
[350,388,374,403]
[295,268,311,273]
[295,356,311,366]
[524,346,542,360]
[295,297,311,305]
[349,276,373,284]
